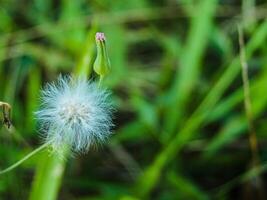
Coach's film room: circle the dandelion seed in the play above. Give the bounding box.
[35,75,113,154]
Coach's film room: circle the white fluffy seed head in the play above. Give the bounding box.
[35,75,113,154]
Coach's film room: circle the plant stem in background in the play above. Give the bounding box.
[162,0,217,142]
[134,19,267,198]
[238,25,260,165]
[213,161,267,197]
[238,25,265,199]
[29,148,68,200]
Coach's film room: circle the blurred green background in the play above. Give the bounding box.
[1,0,267,199]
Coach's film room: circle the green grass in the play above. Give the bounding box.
[1,0,267,199]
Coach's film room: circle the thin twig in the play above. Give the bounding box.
[210,26,266,198]
[0,142,50,175]
[238,24,264,199]
[238,24,260,165]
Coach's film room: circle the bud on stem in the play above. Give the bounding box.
[93,32,111,80]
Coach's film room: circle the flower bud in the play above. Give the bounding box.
[93,32,111,78]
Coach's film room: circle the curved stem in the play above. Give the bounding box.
[0,142,50,175]
[98,75,104,87]
[29,147,68,200]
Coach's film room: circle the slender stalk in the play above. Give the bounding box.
[238,25,260,163]
[238,25,265,199]
[29,148,68,200]
[162,0,217,142]
[213,162,267,198]
[98,75,104,87]
[0,142,49,175]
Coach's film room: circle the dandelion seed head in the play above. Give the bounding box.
[36,75,113,154]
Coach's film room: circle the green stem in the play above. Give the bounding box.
[29,147,68,200]
[0,142,50,175]
[98,75,104,86]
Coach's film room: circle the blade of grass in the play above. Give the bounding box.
[204,66,267,157]
[238,25,260,165]
[206,62,267,123]
[162,0,218,142]
[134,19,267,198]
[204,116,247,157]
[167,171,209,200]
[212,162,267,198]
